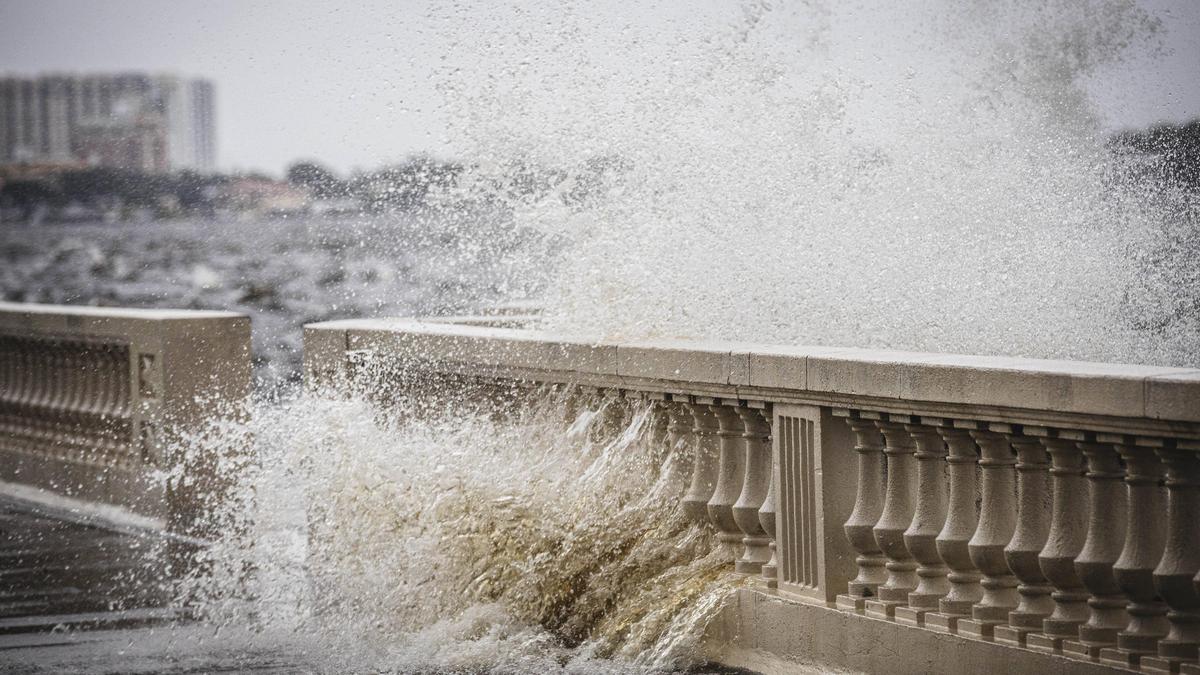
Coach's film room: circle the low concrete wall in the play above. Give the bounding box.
[0,302,251,538]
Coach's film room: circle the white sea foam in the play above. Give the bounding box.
[434,0,1197,367]
[165,387,740,673]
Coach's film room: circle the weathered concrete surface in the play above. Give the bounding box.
[706,589,1130,675]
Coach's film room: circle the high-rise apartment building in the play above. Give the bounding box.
[0,73,216,172]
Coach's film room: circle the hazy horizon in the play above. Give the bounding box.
[1,0,1198,176]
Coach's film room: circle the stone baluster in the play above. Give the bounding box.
[646,398,689,502]
[603,390,632,440]
[11,342,29,453]
[35,343,49,452]
[680,400,719,524]
[82,345,101,417]
[51,346,71,453]
[927,424,984,634]
[995,433,1054,647]
[866,416,919,620]
[0,340,11,449]
[894,422,949,628]
[1141,443,1200,674]
[32,341,49,408]
[648,397,671,450]
[708,403,748,559]
[1100,438,1170,669]
[60,345,80,457]
[30,345,50,448]
[583,387,614,445]
[59,344,78,455]
[564,385,599,438]
[738,406,776,586]
[959,425,1019,641]
[1028,431,1091,654]
[732,404,772,574]
[116,346,133,462]
[1064,440,1130,661]
[759,467,779,588]
[11,342,27,448]
[97,345,121,464]
[744,408,782,586]
[19,339,36,410]
[0,338,10,400]
[835,414,887,612]
[65,347,87,458]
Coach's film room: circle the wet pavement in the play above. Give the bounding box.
[0,495,210,673]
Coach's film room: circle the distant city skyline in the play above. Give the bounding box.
[0,72,215,172]
[1,0,1196,176]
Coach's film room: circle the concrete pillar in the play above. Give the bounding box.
[866,417,919,620]
[1141,444,1200,673]
[995,433,1053,647]
[776,405,858,606]
[1064,441,1130,661]
[959,427,1019,641]
[836,415,887,612]
[926,425,983,635]
[1100,438,1170,669]
[895,422,949,628]
[732,404,772,575]
[1028,432,1091,653]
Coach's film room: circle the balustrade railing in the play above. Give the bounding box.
[0,302,250,540]
[305,317,1200,673]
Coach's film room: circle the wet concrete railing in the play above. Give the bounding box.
[0,302,251,540]
[303,317,1200,674]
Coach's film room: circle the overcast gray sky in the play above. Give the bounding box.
[1,0,1196,176]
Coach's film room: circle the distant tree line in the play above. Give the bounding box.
[1110,118,1200,189]
[285,156,463,211]
[2,119,1196,223]
[0,156,470,222]
[0,168,228,220]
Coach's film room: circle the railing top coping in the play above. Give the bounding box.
[307,317,1200,426]
[0,302,246,323]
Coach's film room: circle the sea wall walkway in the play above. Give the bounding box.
[305,317,1200,675]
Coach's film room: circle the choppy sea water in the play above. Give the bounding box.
[0,214,544,385]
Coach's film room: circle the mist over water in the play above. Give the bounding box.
[434,0,1197,367]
